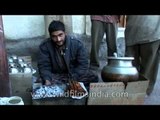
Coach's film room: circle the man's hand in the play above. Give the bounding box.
[45,80,51,86]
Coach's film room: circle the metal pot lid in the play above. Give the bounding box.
[107,52,134,60]
[107,56,134,60]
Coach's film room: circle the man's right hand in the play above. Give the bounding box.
[45,80,51,86]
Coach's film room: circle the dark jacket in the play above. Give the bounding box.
[37,36,89,82]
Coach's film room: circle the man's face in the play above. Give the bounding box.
[51,30,66,46]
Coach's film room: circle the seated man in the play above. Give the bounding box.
[37,20,98,88]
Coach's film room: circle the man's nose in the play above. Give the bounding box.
[57,37,61,41]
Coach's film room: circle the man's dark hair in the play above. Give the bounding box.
[48,20,65,35]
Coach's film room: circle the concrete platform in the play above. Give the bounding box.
[143,63,160,105]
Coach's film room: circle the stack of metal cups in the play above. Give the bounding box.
[8,55,35,74]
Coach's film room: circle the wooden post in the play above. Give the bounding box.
[0,16,11,97]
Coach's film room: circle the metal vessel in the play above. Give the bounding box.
[101,53,139,82]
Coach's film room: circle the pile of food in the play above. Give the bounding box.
[68,80,87,98]
[32,80,88,99]
[32,84,66,99]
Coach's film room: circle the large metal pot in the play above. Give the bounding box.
[101,55,139,82]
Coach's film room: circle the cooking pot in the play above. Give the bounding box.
[101,54,139,82]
